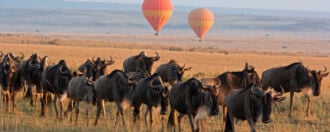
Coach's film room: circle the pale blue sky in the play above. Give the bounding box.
[67,0,330,12]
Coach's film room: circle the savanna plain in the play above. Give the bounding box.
[0,33,329,132]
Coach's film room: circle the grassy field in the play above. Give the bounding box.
[0,34,329,131]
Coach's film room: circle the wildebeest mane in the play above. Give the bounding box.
[106,69,126,78]
[285,62,302,69]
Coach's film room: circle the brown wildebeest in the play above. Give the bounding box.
[41,60,72,118]
[168,78,219,132]
[201,63,261,121]
[0,53,23,112]
[93,70,136,126]
[224,84,285,132]
[261,62,329,117]
[156,59,191,85]
[123,51,160,75]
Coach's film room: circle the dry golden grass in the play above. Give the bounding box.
[0,34,329,131]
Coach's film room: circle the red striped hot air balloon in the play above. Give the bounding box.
[188,8,214,41]
[142,0,173,36]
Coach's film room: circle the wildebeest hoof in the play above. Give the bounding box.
[262,118,272,123]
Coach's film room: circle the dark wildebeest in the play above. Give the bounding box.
[20,53,42,106]
[123,51,160,75]
[168,78,219,132]
[156,60,192,85]
[261,62,329,117]
[66,76,96,126]
[93,70,136,126]
[77,56,115,80]
[201,63,261,120]
[41,60,72,118]
[0,53,24,112]
[127,72,168,127]
[224,84,285,132]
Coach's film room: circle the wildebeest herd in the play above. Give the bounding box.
[0,51,328,132]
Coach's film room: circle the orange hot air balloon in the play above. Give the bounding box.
[188,8,214,41]
[142,0,173,36]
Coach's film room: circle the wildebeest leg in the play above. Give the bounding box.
[68,100,75,122]
[178,114,185,132]
[195,119,200,132]
[59,97,64,120]
[274,102,280,112]
[306,95,311,117]
[85,102,90,126]
[54,95,59,119]
[75,101,80,126]
[247,118,256,132]
[224,112,235,132]
[133,106,140,123]
[289,92,294,117]
[11,93,16,113]
[40,92,46,117]
[94,100,102,126]
[64,99,73,117]
[101,100,106,116]
[114,101,125,126]
[223,105,227,121]
[187,114,195,132]
[144,105,153,127]
[167,108,175,130]
[4,92,10,112]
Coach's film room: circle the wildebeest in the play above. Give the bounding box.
[201,63,261,120]
[261,62,329,117]
[41,60,72,118]
[77,56,115,80]
[156,59,192,85]
[93,70,136,126]
[19,53,42,106]
[123,51,160,75]
[224,84,285,132]
[168,78,219,132]
[0,53,23,112]
[127,72,168,126]
[65,76,96,126]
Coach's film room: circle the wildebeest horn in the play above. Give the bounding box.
[152,51,160,61]
[18,52,24,60]
[0,51,4,57]
[92,56,98,63]
[105,56,115,65]
[245,62,248,70]
[59,65,70,74]
[321,66,327,73]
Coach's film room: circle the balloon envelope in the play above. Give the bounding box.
[142,0,173,35]
[188,8,214,41]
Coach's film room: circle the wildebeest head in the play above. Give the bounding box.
[0,53,23,90]
[84,76,96,105]
[309,66,329,96]
[261,88,286,123]
[145,73,168,114]
[56,60,72,79]
[142,52,160,75]
[243,63,261,86]
[201,85,220,116]
[92,56,115,78]
[28,54,43,83]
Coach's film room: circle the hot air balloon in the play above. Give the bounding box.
[188,8,214,41]
[142,0,173,36]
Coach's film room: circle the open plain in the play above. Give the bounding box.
[0,33,329,131]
